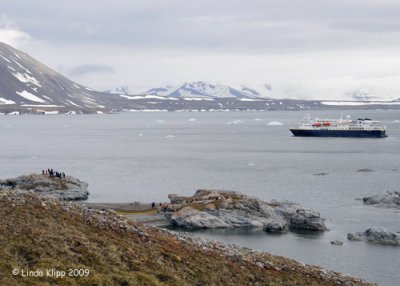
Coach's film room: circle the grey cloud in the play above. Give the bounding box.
[331,21,400,33]
[69,64,114,76]
[4,0,400,53]
[3,0,400,101]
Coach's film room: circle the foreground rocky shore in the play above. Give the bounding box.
[0,191,374,286]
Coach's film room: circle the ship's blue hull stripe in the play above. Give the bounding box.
[290,129,387,138]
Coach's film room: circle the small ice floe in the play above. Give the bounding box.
[227,120,243,125]
[248,162,256,167]
[188,118,197,122]
[267,121,283,126]
[155,119,165,123]
[253,118,262,121]
[393,120,400,123]
[166,134,175,138]
[138,133,143,137]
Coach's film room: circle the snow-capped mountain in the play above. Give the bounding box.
[349,89,379,101]
[0,42,118,113]
[140,81,270,99]
[106,85,130,95]
[2,42,399,114]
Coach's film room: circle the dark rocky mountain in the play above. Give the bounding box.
[0,42,122,114]
[1,42,399,114]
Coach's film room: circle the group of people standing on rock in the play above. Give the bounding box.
[42,169,66,179]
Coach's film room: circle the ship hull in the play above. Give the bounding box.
[290,129,387,138]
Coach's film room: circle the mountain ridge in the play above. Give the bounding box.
[139,81,270,99]
[0,42,115,114]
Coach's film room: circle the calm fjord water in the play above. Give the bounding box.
[1,110,399,285]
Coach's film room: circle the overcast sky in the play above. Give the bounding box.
[1,0,400,99]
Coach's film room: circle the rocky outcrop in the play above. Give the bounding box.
[347,227,400,245]
[362,191,400,209]
[331,240,343,246]
[164,190,327,233]
[171,207,230,229]
[0,174,89,200]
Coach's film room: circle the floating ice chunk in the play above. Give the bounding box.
[268,121,283,126]
[188,118,196,122]
[253,118,262,121]
[138,133,144,137]
[248,162,256,166]
[227,120,243,125]
[155,119,165,123]
[166,134,175,138]
[393,120,400,123]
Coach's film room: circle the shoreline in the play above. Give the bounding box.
[81,202,156,213]
[0,192,375,285]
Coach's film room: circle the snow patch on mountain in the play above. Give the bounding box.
[11,59,31,74]
[321,101,400,106]
[0,55,10,63]
[0,98,15,104]
[16,90,46,103]
[140,81,269,99]
[120,94,175,100]
[12,72,41,87]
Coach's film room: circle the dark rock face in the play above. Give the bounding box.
[164,190,327,233]
[290,209,325,231]
[362,191,400,209]
[347,227,400,245]
[0,174,89,200]
[347,233,363,241]
[0,42,115,114]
